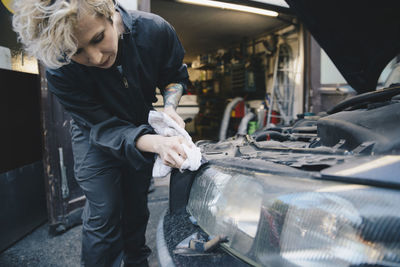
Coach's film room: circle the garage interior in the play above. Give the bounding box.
[149,0,399,143]
[151,0,305,142]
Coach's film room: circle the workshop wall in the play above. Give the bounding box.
[187,24,304,140]
[0,1,46,252]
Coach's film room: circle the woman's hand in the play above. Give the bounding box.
[155,135,189,168]
[136,134,189,169]
[164,106,185,129]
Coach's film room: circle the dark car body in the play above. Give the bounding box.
[157,1,400,266]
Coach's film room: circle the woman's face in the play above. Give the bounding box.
[71,12,120,68]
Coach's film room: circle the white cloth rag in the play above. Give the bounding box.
[148,110,202,178]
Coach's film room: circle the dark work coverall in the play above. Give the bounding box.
[45,5,188,267]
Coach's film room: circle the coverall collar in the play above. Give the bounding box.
[116,4,137,37]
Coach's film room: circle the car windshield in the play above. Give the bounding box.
[384,64,400,88]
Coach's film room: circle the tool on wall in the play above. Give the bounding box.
[266,37,296,128]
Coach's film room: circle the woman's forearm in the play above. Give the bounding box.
[163,83,185,128]
[163,83,183,110]
[136,134,163,153]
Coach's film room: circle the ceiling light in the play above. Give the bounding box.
[250,0,289,8]
[176,0,279,17]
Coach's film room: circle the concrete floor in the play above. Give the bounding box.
[0,176,171,267]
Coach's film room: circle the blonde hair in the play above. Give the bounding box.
[12,0,115,69]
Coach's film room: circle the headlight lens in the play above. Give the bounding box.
[187,165,400,266]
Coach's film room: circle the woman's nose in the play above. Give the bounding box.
[86,47,102,65]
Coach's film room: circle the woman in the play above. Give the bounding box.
[13,0,190,266]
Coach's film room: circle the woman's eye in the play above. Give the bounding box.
[75,48,83,55]
[93,32,104,44]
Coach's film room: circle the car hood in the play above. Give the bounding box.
[285,0,400,93]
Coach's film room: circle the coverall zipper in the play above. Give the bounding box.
[117,65,129,88]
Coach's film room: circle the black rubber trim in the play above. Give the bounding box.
[327,86,400,114]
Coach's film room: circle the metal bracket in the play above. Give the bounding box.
[58,147,69,199]
[173,232,229,256]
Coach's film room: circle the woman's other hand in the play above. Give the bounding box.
[164,106,185,129]
[137,134,189,169]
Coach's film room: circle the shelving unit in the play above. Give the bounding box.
[191,50,267,141]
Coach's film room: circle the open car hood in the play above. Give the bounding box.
[285,0,400,93]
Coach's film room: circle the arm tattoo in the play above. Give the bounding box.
[164,83,183,110]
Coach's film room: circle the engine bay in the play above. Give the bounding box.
[197,86,400,187]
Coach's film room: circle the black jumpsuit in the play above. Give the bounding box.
[45,5,188,266]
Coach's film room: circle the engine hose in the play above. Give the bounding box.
[254,131,290,142]
[219,97,243,141]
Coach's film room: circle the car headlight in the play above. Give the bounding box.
[187,163,400,266]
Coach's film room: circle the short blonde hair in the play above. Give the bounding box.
[12,0,115,69]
